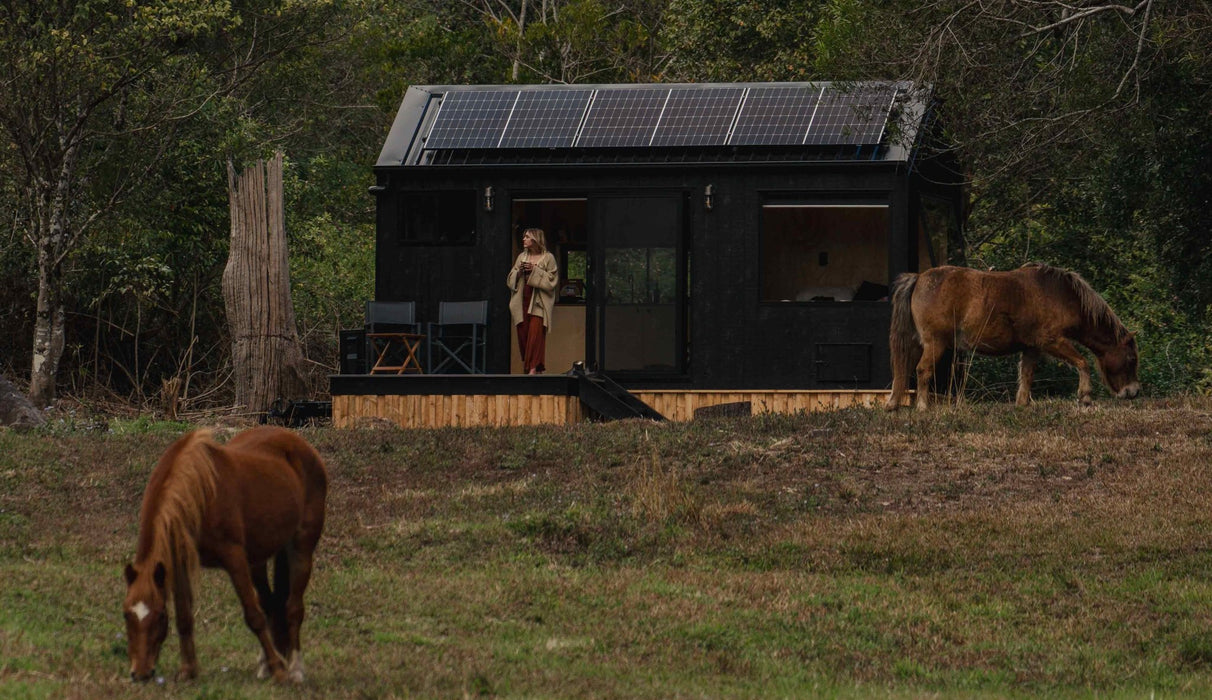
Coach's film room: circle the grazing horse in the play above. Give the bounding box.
[122,426,327,683]
[886,263,1140,411]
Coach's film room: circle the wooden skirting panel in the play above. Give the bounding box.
[633,390,898,423]
[333,393,585,429]
[333,389,902,429]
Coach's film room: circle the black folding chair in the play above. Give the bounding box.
[427,300,488,374]
[365,301,426,374]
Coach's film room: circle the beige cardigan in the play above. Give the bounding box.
[506,250,559,329]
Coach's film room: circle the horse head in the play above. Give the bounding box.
[123,561,169,682]
[1097,331,1141,399]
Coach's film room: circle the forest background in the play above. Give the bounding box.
[0,0,1208,416]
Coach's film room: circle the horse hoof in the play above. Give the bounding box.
[287,652,305,684]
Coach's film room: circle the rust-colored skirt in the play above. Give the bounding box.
[516,285,546,374]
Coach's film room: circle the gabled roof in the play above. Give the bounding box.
[378,81,929,168]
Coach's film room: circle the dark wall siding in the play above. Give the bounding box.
[373,161,930,390]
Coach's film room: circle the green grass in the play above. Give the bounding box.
[4,398,1212,697]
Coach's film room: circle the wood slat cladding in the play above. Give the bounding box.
[332,394,585,429]
[632,390,903,422]
[333,390,908,429]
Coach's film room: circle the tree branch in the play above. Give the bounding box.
[1019,0,1150,37]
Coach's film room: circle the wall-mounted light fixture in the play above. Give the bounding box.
[704,184,714,211]
[483,185,495,212]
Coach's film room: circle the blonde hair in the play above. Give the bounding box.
[522,227,547,254]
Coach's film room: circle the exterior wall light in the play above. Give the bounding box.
[484,186,495,212]
[704,184,714,211]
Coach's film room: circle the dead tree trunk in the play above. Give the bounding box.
[222,153,307,414]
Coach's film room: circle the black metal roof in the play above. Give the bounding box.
[378,81,930,168]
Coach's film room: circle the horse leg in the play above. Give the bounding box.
[1043,339,1094,405]
[250,562,286,680]
[173,576,199,680]
[283,538,320,683]
[271,548,294,662]
[1017,349,1040,406]
[215,545,289,682]
[914,340,944,411]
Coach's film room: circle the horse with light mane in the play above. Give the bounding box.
[122,426,327,683]
[886,263,1140,411]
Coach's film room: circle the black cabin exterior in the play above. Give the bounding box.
[361,81,961,397]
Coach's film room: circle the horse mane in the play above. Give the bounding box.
[1022,263,1127,340]
[136,429,220,599]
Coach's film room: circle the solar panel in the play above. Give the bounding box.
[574,88,670,148]
[804,84,897,146]
[419,83,902,153]
[728,86,822,146]
[498,90,592,149]
[424,90,518,149]
[650,88,745,147]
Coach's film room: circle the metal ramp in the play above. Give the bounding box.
[571,363,666,422]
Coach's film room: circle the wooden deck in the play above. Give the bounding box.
[330,374,901,429]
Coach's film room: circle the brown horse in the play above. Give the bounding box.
[122,426,327,683]
[886,263,1140,410]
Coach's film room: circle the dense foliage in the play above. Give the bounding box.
[0,0,1208,410]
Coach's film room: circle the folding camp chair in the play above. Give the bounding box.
[427,300,487,374]
[365,301,425,374]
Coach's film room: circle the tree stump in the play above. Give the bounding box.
[222,153,307,414]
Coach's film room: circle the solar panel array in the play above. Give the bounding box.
[422,84,899,151]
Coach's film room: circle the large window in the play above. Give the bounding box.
[761,201,890,302]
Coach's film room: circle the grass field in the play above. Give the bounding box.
[4,398,1212,698]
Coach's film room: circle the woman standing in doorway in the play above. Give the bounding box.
[507,228,559,374]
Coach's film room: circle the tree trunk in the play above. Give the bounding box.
[222,153,307,414]
[27,157,75,409]
[28,261,66,409]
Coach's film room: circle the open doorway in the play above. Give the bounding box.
[510,197,588,374]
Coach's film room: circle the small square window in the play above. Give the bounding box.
[399,191,476,245]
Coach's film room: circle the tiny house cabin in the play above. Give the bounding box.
[331,81,962,427]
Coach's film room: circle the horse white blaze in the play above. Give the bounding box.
[131,601,151,622]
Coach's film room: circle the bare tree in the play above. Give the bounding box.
[457,0,671,83]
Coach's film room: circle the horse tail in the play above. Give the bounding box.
[886,272,921,410]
